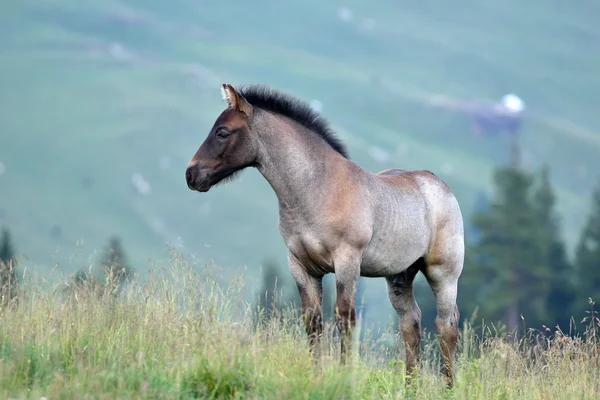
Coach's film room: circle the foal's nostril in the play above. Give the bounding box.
[186,167,194,186]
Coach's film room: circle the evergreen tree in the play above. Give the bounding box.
[466,190,491,244]
[254,258,300,322]
[99,236,134,288]
[69,266,102,293]
[532,165,575,331]
[575,178,600,311]
[255,259,283,320]
[0,228,15,266]
[0,227,18,304]
[461,166,549,332]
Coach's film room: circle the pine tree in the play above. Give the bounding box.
[0,228,15,266]
[462,166,548,332]
[254,258,300,323]
[575,178,600,311]
[69,266,102,293]
[466,190,491,244]
[532,165,575,331]
[255,259,282,320]
[0,227,18,304]
[99,236,134,287]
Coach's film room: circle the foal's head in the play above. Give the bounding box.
[186,84,257,192]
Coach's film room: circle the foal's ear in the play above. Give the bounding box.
[221,84,252,117]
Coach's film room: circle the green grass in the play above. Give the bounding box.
[1,254,599,399]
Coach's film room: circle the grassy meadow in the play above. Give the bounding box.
[1,254,599,399]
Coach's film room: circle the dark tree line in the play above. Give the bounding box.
[574,181,600,308]
[459,164,600,334]
[0,229,136,301]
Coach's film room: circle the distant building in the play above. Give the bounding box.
[470,93,525,138]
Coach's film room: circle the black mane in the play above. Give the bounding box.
[237,84,349,159]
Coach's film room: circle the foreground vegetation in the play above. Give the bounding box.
[1,254,599,399]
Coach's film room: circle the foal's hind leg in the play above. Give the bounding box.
[386,259,424,380]
[422,256,462,388]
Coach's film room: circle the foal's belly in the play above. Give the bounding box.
[359,251,420,278]
[280,207,431,278]
[359,228,430,278]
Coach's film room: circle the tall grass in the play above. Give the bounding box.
[1,252,599,399]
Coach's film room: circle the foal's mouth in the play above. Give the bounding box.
[190,182,211,193]
[186,178,211,193]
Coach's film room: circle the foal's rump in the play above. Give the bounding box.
[375,168,457,209]
[373,167,464,267]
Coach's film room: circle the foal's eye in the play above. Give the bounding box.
[216,129,231,140]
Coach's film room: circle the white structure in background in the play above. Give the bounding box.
[0,162,5,177]
[337,7,354,23]
[309,99,323,113]
[131,172,151,196]
[500,93,525,114]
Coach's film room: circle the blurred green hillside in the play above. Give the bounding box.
[1,0,599,326]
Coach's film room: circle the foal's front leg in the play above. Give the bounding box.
[288,252,323,351]
[333,253,361,364]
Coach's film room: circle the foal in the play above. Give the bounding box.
[186,84,465,387]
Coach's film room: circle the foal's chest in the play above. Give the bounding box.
[289,233,338,273]
[279,216,338,275]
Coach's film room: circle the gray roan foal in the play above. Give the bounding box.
[185,84,465,387]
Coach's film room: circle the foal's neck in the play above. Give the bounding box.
[254,110,344,211]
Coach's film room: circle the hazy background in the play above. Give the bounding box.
[1,0,599,331]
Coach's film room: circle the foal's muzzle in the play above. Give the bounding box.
[186,163,211,192]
